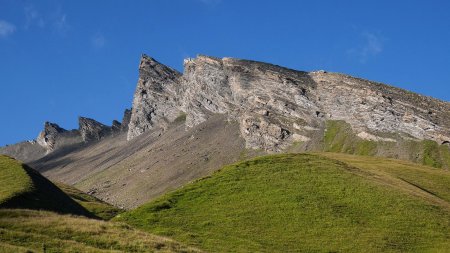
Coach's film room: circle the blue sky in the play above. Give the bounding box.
[0,0,449,146]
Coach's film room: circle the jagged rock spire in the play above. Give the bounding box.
[36,122,67,151]
[127,55,183,140]
[78,117,111,142]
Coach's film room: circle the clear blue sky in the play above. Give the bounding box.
[1,0,449,146]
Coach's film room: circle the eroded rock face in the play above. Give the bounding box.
[310,72,450,144]
[111,120,122,133]
[36,122,67,151]
[79,117,111,142]
[127,54,450,152]
[127,55,183,140]
[121,109,132,132]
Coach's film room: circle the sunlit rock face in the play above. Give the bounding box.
[127,54,450,151]
[127,55,183,140]
[37,122,68,151]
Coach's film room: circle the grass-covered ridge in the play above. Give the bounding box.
[117,153,450,252]
[0,209,201,253]
[0,155,90,216]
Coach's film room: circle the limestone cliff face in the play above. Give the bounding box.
[127,55,183,140]
[127,55,450,152]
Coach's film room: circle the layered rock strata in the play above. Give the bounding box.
[127,55,450,151]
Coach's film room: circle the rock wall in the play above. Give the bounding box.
[127,54,450,152]
[127,55,183,140]
[36,122,68,151]
[78,117,112,142]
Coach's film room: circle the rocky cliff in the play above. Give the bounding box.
[36,122,68,151]
[78,117,112,142]
[127,55,183,140]
[127,55,450,152]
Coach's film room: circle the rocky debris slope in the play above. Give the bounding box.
[128,55,450,152]
[31,114,248,209]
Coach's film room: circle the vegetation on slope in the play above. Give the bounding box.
[56,182,122,220]
[0,209,200,253]
[322,120,450,168]
[0,156,33,205]
[0,155,90,216]
[321,153,450,208]
[117,153,450,253]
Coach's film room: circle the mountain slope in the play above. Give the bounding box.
[30,115,253,209]
[117,153,450,252]
[1,54,449,209]
[0,155,90,216]
[0,209,201,253]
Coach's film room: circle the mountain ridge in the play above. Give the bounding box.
[1,54,449,208]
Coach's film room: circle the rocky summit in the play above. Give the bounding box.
[36,122,68,152]
[128,54,450,152]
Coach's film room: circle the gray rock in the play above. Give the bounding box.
[112,120,122,133]
[79,117,111,142]
[127,55,183,140]
[36,122,67,151]
[127,54,450,152]
[121,109,132,132]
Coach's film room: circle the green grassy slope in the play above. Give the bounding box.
[117,153,450,253]
[0,209,200,253]
[321,120,450,168]
[56,182,122,220]
[0,155,90,216]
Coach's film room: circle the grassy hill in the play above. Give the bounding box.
[0,155,200,252]
[56,182,122,220]
[0,209,201,253]
[0,155,90,216]
[116,153,450,252]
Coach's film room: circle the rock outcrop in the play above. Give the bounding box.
[78,117,112,142]
[127,55,450,152]
[36,122,68,151]
[111,120,122,133]
[121,109,132,132]
[127,55,183,140]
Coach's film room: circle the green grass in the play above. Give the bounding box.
[56,182,123,220]
[422,140,442,167]
[0,155,90,216]
[322,120,450,168]
[0,209,201,253]
[321,153,450,208]
[0,155,200,252]
[116,153,450,253]
[323,120,378,155]
[0,155,33,205]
